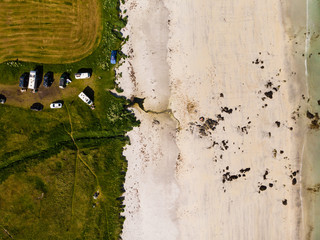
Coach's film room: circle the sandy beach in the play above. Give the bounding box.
[117,0,308,239]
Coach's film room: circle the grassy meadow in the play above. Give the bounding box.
[0,0,137,239]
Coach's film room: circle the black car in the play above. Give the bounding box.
[30,103,43,111]
[43,72,53,87]
[0,94,6,104]
[19,72,29,88]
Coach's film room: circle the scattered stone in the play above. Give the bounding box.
[292,178,297,185]
[272,149,277,158]
[264,91,273,99]
[282,199,287,205]
[199,116,204,122]
[275,121,280,127]
[265,81,273,88]
[216,114,224,121]
[280,150,284,154]
[221,140,229,150]
[199,127,208,136]
[307,111,315,119]
[240,168,250,173]
[261,66,264,69]
[318,100,320,105]
[221,107,233,114]
[263,170,269,180]
[205,118,218,130]
[269,183,273,188]
[259,185,267,191]
[220,93,224,97]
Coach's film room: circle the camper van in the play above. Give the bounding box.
[28,71,37,91]
[75,72,91,79]
[78,92,95,109]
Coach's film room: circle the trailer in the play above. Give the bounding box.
[28,71,37,91]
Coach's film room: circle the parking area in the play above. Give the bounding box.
[0,72,95,109]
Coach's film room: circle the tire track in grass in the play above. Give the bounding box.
[64,105,100,221]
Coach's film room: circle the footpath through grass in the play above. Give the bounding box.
[0,0,137,239]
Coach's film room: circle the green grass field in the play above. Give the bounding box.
[0,0,136,239]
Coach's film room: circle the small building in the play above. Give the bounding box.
[75,72,91,79]
[78,92,95,109]
[28,71,37,92]
[110,50,117,64]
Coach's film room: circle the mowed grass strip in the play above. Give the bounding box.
[0,0,102,64]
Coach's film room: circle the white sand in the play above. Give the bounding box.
[117,0,308,239]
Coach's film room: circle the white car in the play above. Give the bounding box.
[50,102,63,109]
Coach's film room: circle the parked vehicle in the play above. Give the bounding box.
[30,103,43,111]
[59,72,71,89]
[0,94,6,104]
[19,72,29,91]
[78,92,95,109]
[75,72,91,79]
[28,70,37,92]
[110,50,117,64]
[43,72,53,87]
[50,102,63,109]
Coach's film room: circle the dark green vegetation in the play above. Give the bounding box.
[0,0,137,239]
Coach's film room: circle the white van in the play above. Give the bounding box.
[28,71,37,90]
[75,72,91,79]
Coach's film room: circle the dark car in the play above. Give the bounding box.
[110,50,117,64]
[19,72,29,88]
[30,103,43,111]
[0,94,6,104]
[59,72,71,89]
[43,72,53,87]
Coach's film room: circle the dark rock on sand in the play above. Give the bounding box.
[292,178,297,185]
[264,91,273,99]
[282,199,287,205]
[275,121,280,127]
[306,111,315,119]
[221,107,233,114]
[216,114,224,121]
[259,185,267,191]
[240,168,250,173]
[205,118,218,130]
